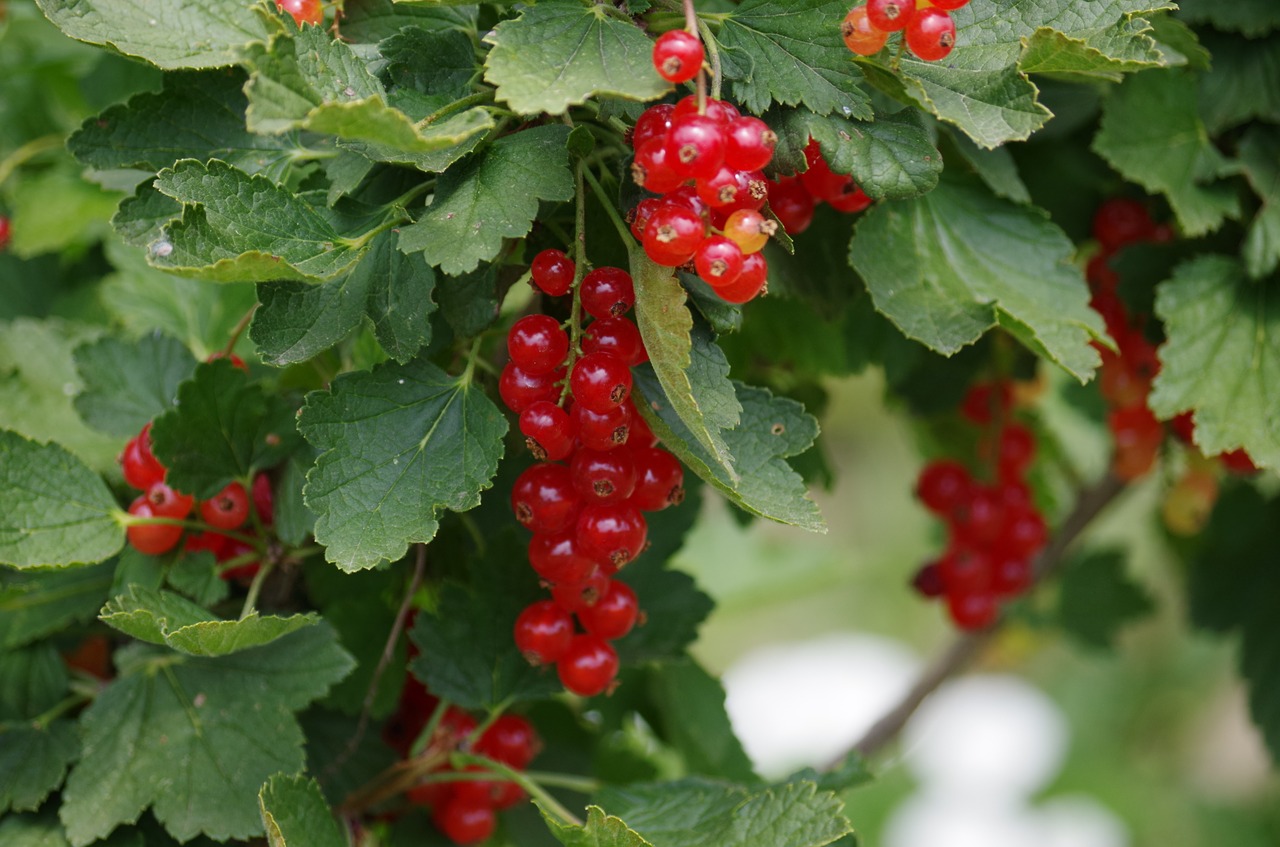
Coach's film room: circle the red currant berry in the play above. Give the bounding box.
[996,422,1037,481]
[252,472,274,525]
[508,314,570,375]
[905,8,956,62]
[531,248,576,297]
[432,795,495,846]
[476,714,541,770]
[1168,411,1196,445]
[185,529,232,559]
[938,546,992,595]
[643,202,707,267]
[767,177,816,236]
[724,117,778,172]
[570,353,633,413]
[576,503,647,568]
[997,506,1047,559]
[722,208,774,254]
[672,95,740,125]
[574,402,632,452]
[990,554,1033,597]
[1093,198,1156,251]
[577,579,640,640]
[626,401,658,448]
[628,447,684,511]
[915,459,971,515]
[126,497,184,555]
[551,568,610,613]
[199,481,250,530]
[714,251,768,303]
[528,531,598,584]
[951,485,1004,546]
[827,182,873,214]
[1219,448,1259,475]
[665,114,727,180]
[632,138,686,194]
[630,197,665,241]
[514,600,574,665]
[632,104,675,151]
[946,590,999,631]
[583,316,646,367]
[276,0,323,26]
[511,463,581,534]
[571,448,637,504]
[911,560,946,598]
[1109,405,1162,481]
[665,184,713,221]
[652,30,704,84]
[206,351,249,372]
[146,482,194,520]
[867,0,916,32]
[959,380,1013,425]
[520,400,576,462]
[580,267,636,318]
[695,235,745,287]
[842,6,890,55]
[120,425,167,491]
[499,363,563,413]
[556,634,619,697]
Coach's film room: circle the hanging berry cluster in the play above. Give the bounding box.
[910,381,1049,631]
[385,675,542,845]
[629,94,779,303]
[842,0,967,61]
[501,252,686,697]
[766,139,873,236]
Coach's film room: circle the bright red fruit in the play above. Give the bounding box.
[531,248,576,296]
[905,8,956,62]
[1093,197,1156,251]
[842,6,890,55]
[724,117,778,171]
[643,202,706,266]
[432,795,496,845]
[695,236,745,286]
[508,314,570,375]
[574,402,632,452]
[528,531,597,584]
[665,114,727,180]
[557,634,620,697]
[514,600,575,665]
[580,267,635,318]
[632,104,674,151]
[629,447,684,511]
[767,177,816,236]
[867,0,916,32]
[915,459,971,515]
[252,473,274,525]
[126,498,184,555]
[714,252,768,303]
[200,481,250,530]
[570,353,633,413]
[499,363,563,413]
[583,316,646,367]
[276,0,323,26]
[146,482,194,519]
[476,714,541,770]
[0,216,10,251]
[576,503,647,568]
[120,425,167,491]
[520,401,576,461]
[652,30,704,84]
[570,448,637,504]
[511,463,581,534]
[577,580,640,640]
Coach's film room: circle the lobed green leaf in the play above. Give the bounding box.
[72,334,196,438]
[257,773,346,847]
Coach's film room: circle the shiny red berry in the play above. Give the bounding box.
[126,498,184,555]
[842,6,890,55]
[146,482,194,520]
[514,600,574,665]
[652,30,704,84]
[120,425,167,491]
[1093,198,1156,251]
[867,0,916,32]
[946,590,999,631]
[528,531,597,584]
[276,0,323,26]
[576,503,647,568]
[551,568,611,613]
[476,714,541,770]
[580,267,635,318]
[632,104,674,151]
[200,481,250,530]
[665,114,727,180]
[915,459,971,515]
[556,634,619,697]
[508,314,570,375]
[583,316,646,367]
[628,447,684,512]
[511,463,581,534]
[905,8,956,62]
[570,352,633,413]
[767,177,816,236]
[570,448,637,504]
[577,580,640,640]
[996,422,1037,481]
[695,236,745,287]
[713,252,768,303]
[632,138,686,193]
[574,402,632,452]
[724,117,778,172]
[643,202,707,267]
[519,400,576,461]
[432,795,495,845]
[531,248,576,297]
[499,363,563,413]
[252,473,274,525]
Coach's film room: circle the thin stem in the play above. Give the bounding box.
[238,560,276,619]
[466,699,511,749]
[557,156,590,406]
[28,692,92,730]
[119,514,261,550]
[324,544,428,780]
[581,167,635,249]
[415,90,495,128]
[452,753,584,827]
[843,471,1127,762]
[222,306,257,358]
[682,0,707,113]
[0,134,63,187]
[523,770,601,795]
[411,697,453,758]
[696,17,722,101]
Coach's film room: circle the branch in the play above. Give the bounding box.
[843,472,1126,762]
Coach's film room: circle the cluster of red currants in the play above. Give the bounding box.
[501,253,685,697]
[842,0,967,62]
[385,676,541,845]
[766,139,873,236]
[629,95,779,303]
[119,420,272,580]
[910,381,1049,631]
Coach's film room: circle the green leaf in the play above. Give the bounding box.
[1187,486,1280,764]
[382,27,477,101]
[34,0,273,69]
[150,359,302,499]
[631,252,740,479]
[258,773,346,847]
[541,805,652,847]
[252,229,437,365]
[848,176,1105,381]
[634,373,825,532]
[0,722,78,815]
[1093,68,1239,237]
[100,585,319,656]
[1177,0,1280,38]
[598,778,853,847]
[1238,126,1280,280]
[615,558,713,665]
[59,626,354,846]
[113,184,183,249]
[72,334,196,438]
[482,0,667,116]
[1196,32,1280,133]
[6,161,125,258]
[769,108,941,201]
[166,550,230,607]
[100,239,261,361]
[274,450,317,547]
[0,561,115,650]
[0,811,73,847]
[398,125,574,274]
[340,0,476,42]
[1056,549,1155,650]
[149,159,369,283]
[306,565,404,718]
[0,643,68,721]
[945,129,1031,204]
[299,357,507,571]
[1149,256,1280,469]
[0,430,124,569]
[718,0,872,119]
[648,660,757,783]
[69,70,299,180]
